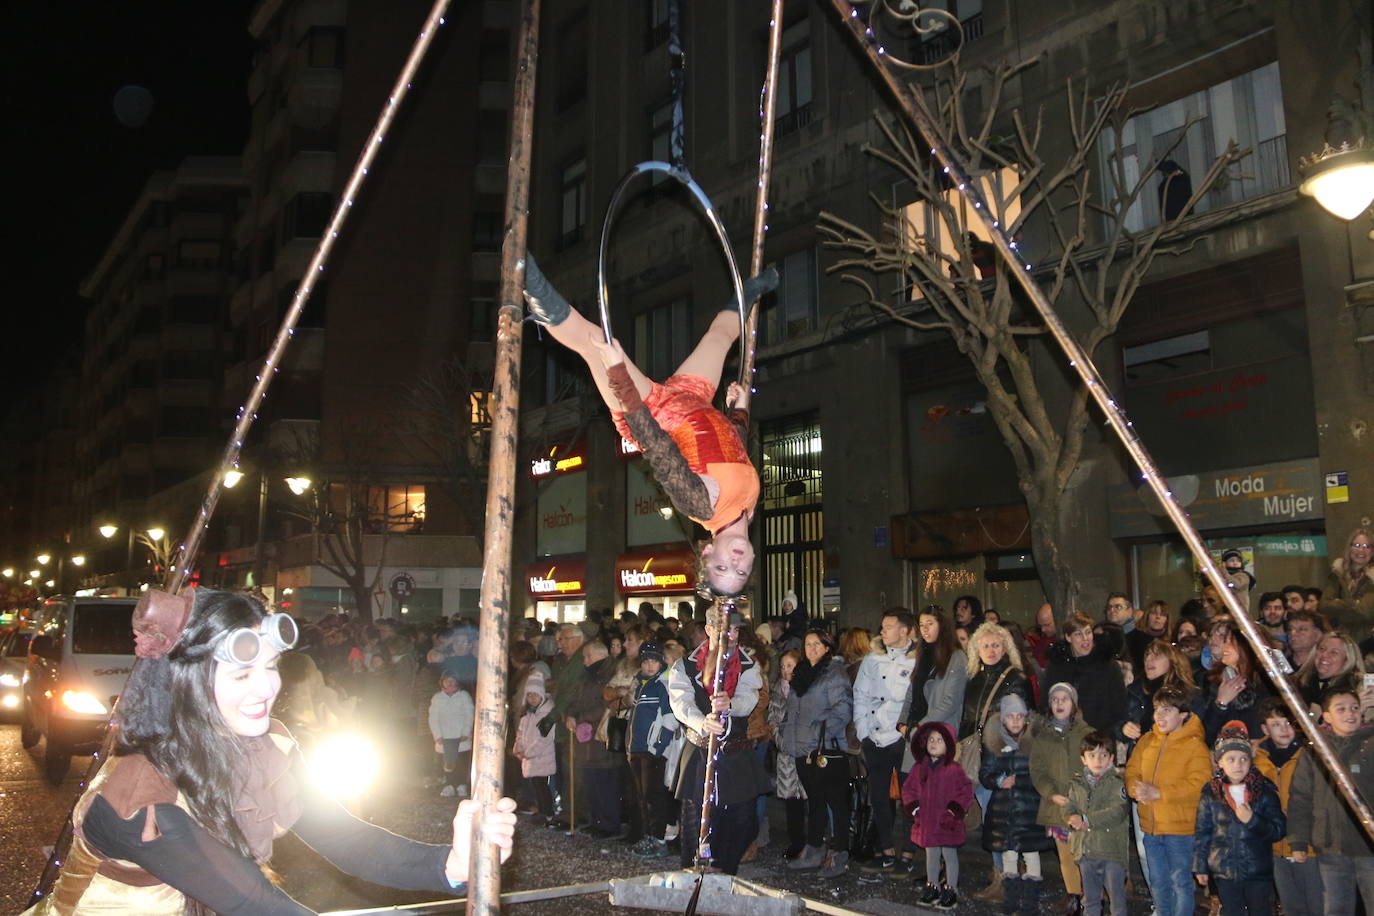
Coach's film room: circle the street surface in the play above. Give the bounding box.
[0,720,1167,914]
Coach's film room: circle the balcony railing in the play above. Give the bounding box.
[776,101,815,138]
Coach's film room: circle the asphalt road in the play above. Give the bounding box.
[1,721,1168,915]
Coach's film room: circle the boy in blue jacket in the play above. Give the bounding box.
[627,641,677,858]
[1193,720,1286,915]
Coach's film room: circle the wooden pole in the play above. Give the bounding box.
[734,0,785,408]
[467,0,540,911]
[694,598,738,866]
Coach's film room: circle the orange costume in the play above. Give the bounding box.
[611,373,758,534]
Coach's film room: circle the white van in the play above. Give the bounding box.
[21,596,137,781]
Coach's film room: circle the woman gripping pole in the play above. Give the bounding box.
[524,255,775,596]
[25,588,516,916]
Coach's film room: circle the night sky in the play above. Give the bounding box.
[7,2,255,403]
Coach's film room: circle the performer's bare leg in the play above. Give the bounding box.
[539,305,653,410]
[674,310,741,390]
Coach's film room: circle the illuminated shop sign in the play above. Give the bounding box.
[530,441,588,479]
[614,550,695,594]
[619,436,641,458]
[526,556,587,598]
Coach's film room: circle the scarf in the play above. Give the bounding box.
[791,652,833,698]
[1206,765,1271,812]
[690,638,742,697]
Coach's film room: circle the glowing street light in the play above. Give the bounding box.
[36,554,51,565]
[27,570,40,579]
[1300,144,1374,220]
[146,528,166,543]
[44,579,55,588]
[70,555,86,567]
[285,477,313,496]
[99,524,119,539]
[1,568,12,578]
[223,469,245,489]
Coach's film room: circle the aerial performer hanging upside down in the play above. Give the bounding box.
[523,255,776,596]
[25,588,517,916]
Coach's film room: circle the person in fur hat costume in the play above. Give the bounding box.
[901,720,973,910]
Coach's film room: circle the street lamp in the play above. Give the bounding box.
[224,469,245,489]
[284,477,312,496]
[27,570,39,579]
[1299,18,1374,224]
[99,524,118,539]
[36,554,50,566]
[146,528,166,543]
[70,555,85,567]
[1,568,11,578]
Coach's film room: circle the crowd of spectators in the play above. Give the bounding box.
[274,525,1374,915]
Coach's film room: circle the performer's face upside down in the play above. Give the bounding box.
[702,529,754,595]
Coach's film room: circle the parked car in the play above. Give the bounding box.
[21,595,137,781]
[0,627,35,720]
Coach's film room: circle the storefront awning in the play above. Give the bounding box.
[615,548,695,594]
[526,555,587,598]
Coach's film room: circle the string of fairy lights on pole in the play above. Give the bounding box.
[30,0,458,904]
[829,0,1374,846]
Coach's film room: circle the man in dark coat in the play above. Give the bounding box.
[566,639,621,837]
[1041,612,1126,734]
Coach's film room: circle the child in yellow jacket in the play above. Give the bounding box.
[1124,684,1212,916]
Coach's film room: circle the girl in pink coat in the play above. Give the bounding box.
[902,720,974,909]
[511,671,557,820]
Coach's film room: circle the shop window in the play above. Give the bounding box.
[633,298,691,381]
[759,248,819,345]
[1101,62,1288,232]
[761,414,824,622]
[394,587,443,621]
[775,18,813,137]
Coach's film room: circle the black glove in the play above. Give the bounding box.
[946,801,964,818]
[907,802,920,817]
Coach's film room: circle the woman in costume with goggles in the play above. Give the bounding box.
[26,588,516,916]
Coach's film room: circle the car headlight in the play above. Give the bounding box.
[60,690,109,715]
[308,732,381,798]
[0,672,19,687]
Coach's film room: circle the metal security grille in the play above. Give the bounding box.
[760,414,823,621]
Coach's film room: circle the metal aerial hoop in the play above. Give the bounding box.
[594,161,748,390]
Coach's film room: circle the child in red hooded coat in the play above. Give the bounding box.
[902,720,974,909]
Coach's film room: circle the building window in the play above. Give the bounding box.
[633,298,691,380]
[473,208,503,253]
[645,0,670,51]
[649,100,673,169]
[556,11,588,112]
[478,30,509,82]
[914,0,985,65]
[1102,62,1288,232]
[775,18,814,137]
[476,110,506,166]
[559,156,587,249]
[368,485,426,532]
[176,240,222,269]
[300,27,345,69]
[760,248,819,345]
[897,165,1023,297]
[471,282,497,342]
[283,192,333,239]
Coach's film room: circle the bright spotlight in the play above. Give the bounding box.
[308,732,382,798]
